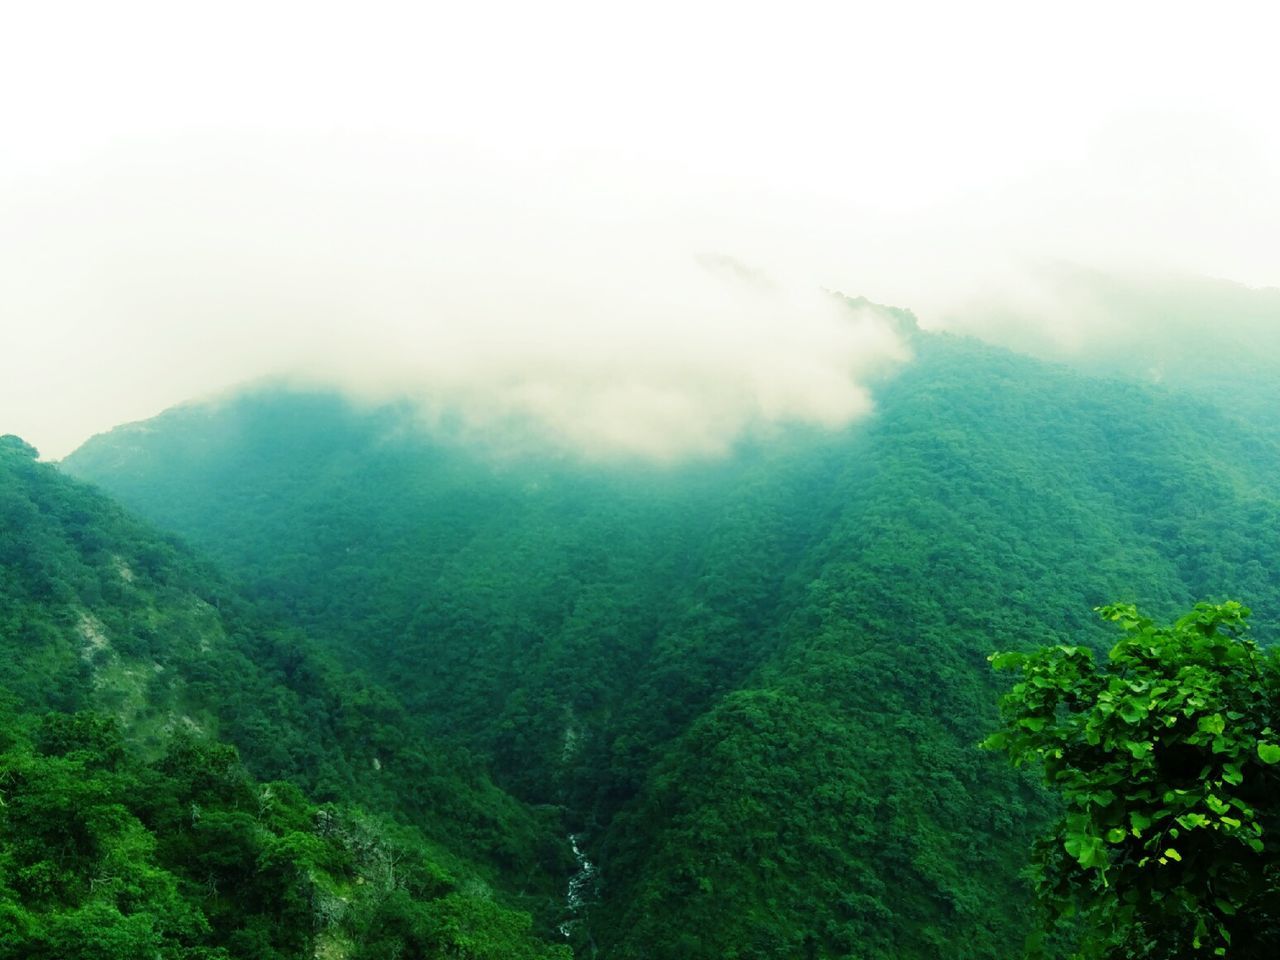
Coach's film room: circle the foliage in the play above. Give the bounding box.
[0,707,570,959]
[0,436,570,957]
[986,602,1280,958]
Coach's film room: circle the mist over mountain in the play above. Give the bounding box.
[7,5,1280,461]
[940,265,1280,427]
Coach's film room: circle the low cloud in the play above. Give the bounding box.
[1,144,911,459]
[302,262,911,461]
[4,3,1279,457]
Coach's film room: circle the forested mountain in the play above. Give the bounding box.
[0,436,570,958]
[947,266,1280,432]
[61,328,1280,958]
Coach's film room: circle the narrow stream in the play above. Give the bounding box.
[558,832,598,939]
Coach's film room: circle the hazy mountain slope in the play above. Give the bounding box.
[594,334,1280,958]
[62,332,1280,958]
[64,392,853,803]
[0,436,572,954]
[946,266,1280,432]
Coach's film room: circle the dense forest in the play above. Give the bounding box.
[0,436,569,958]
[48,316,1280,958]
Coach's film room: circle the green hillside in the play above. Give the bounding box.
[62,329,1280,957]
[947,266,1280,433]
[0,436,571,958]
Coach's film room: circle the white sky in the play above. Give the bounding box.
[3,1,1279,457]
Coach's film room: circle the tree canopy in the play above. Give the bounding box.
[986,602,1280,958]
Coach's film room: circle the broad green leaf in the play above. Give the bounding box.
[1198,714,1225,735]
[1118,702,1145,724]
[989,651,1025,670]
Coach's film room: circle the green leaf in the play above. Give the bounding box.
[989,651,1025,670]
[1257,742,1280,764]
[1118,702,1146,723]
[979,732,1008,751]
[1198,714,1225,735]
[1064,833,1108,869]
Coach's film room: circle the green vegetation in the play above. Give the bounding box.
[949,266,1280,436]
[0,435,570,957]
[0,707,569,960]
[987,602,1280,958]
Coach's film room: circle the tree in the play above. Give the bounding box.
[985,602,1280,958]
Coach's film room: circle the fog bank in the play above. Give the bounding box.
[4,1,1279,457]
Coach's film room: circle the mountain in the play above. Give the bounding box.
[0,435,571,958]
[62,328,1280,957]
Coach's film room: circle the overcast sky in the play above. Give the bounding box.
[3,1,1279,458]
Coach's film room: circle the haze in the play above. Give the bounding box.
[3,0,1279,458]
